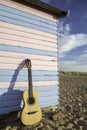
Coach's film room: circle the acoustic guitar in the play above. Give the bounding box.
[21,59,42,125]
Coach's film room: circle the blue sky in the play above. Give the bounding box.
[40,0,87,72]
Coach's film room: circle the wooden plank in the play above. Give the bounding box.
[0,0,59,112]
[0,51,57,61]
[0,87,23,95]
[0,101,59,115]
[0,89,58,102]
[0,69,58,76]
[0,75,58,82]
[0,81,58,88]
[0,0,57,21]
[0,85,59,114]
[0,21,57,39]
[0,93,22,102]
[0,45,57,57]
[35,86,59,92]
[0,4,57,34]
[0,86,59,95]
[0,15,57,35]
[0,106,21,115]
[0,63,57,70]
[0,34,57,52]
[0,100,22,107]
[0,57,57,67]
[0,27,57,45]
[0,7,57,30]
[0,95,58,105]
[40,100,58,107]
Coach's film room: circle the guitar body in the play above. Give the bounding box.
[21,89,42,126]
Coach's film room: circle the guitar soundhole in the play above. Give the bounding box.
[27,97,35,105]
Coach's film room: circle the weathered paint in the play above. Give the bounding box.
[0,0,57,21]
[0,45,57,57]
[0,57,57,67]
[0,0,59,115]
[0,4,57,34]
[0,81,58,88]
[0,22,57,43]
[0,22,57,38]
[0,86,59,114]
[0,69,58,76]
[0,51,57,61]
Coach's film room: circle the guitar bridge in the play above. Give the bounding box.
[26,111,38,114]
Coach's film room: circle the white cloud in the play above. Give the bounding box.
[59,34,87,54]
[58,22,87,72]
[58,23,71,35]
[81,53,87,58]
[58,22,87,58]
[60,60,87,72]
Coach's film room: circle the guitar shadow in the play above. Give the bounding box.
[0,60,26,117]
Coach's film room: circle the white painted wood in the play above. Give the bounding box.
[0,22,57,39]
[0,34,57,52]
[0,81,58,88]
[0,0,59,112]
[0,63,57,70]
[0,51,57,61]
[0,26,57,44]
[0,57,57,67]
[0,0,57,21]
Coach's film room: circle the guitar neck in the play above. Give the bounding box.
[28,68,33,98]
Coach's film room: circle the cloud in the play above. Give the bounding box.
[58,22,87,58]
[60,60,87,72]
[58,22,71,35]
[59,34,87,56]
[58,22,87,72]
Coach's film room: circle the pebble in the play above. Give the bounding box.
[66,123,73,128]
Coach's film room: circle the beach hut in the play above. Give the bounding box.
[0,0,67,115]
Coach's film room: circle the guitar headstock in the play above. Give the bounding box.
[25,59,32,69]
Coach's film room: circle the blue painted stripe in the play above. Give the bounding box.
[0,106,21,115]
[0,86,58,101]
[0,75,58,82]
[0,4,56,26]
[0,93,22,102]
[35,86,59,92]
[0,44,57,57]
[0,88,23,95]
[0,69,58,76]
[0,96,58,108]
[40,101,58,108]
[0,4,57,34]
[0,86,59,95]
[0,16,57,35]
[0,85,59,114]
[0,100,22,109]
[0,89,58,102]
[0,9,57,31]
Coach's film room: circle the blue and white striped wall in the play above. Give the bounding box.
[0,0,59,115]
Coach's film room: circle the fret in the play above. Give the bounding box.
[25,59,34,104]
[28,68,33,98]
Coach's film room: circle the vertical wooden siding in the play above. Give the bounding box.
[0,0,59,115]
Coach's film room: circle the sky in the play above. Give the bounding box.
[40,0,87,72]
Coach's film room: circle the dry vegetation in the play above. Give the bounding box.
[0,72,87,130]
